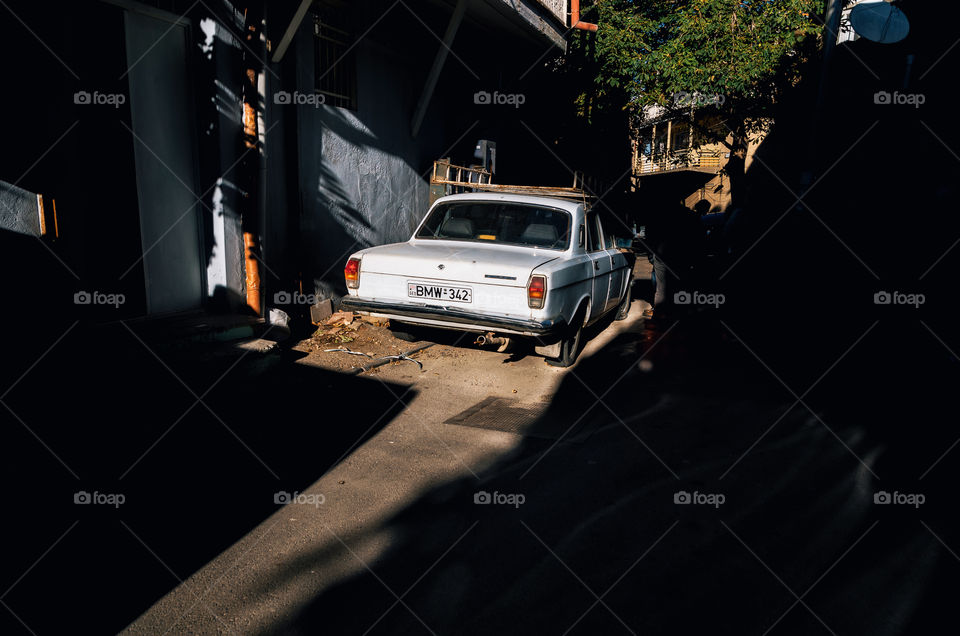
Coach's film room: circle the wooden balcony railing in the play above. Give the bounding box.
[636,149,723,175]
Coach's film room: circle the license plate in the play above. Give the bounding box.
[407,282,472,303]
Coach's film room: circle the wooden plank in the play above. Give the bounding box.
[411,0,468,137]
[272,0,313,63]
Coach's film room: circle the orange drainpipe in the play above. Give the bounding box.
[571,0,598,32]
[241,7,263,316]
[244,232,261,315]
[242,79,261,315]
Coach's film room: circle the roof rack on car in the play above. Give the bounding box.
[430,160,595,208]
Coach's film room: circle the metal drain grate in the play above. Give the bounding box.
[445,396,578,440]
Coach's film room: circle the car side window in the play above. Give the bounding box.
[595,216,610,250]
[586,212,603,252]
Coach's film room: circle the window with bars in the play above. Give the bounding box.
[313,5,357,110]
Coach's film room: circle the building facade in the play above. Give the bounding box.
[1,0,570,326]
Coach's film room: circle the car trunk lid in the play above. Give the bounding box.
[360,241,558,286]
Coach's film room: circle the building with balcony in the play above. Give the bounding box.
[630,101,766,214]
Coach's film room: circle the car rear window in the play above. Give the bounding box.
[415,201,571,250]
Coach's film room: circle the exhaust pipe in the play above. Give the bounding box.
[475,333,512,352]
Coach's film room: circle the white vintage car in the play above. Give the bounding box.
[340,192,633,366]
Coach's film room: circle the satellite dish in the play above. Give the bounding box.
[849,1,909,44]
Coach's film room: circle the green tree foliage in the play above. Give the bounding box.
[570,0,825,204]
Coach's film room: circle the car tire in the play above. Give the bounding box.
[615,278,633,321]
[546,306,586,368]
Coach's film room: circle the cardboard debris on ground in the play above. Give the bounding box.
[359,315,390,326]
[307,311,390,347]
[324,310,355,326]
[293,310,429,374]
[307,311,356,345]
[309,299,334,325]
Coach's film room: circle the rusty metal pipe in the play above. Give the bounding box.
[475,333,512,352]
[240,5,264,317]
[571,0,598,32]
[244,232,261,315]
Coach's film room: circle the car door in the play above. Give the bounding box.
[586,211,612,320]
[598,217,627,312]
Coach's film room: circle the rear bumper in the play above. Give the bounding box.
[340,297,566,338]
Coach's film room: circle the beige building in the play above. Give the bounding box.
[630,103,766,214]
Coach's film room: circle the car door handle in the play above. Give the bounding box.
[594,261,600,270]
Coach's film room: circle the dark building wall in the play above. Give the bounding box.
[1,0,259,318]
[277,0,577,301]
[290,10,443,300]
[1,0,575,319]
[0,182,40,237]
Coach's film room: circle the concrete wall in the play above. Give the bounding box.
[536,0,567,23]
[291,16,446,300]
[0,181,40,237]
[189,0,567,320]
[684,174,730,214]
[195,9,249,311]
[2,0,569,321]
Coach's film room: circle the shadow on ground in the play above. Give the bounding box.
[0,316,413,634]
[265,299,959,635]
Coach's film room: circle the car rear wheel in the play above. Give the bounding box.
[547,306,586,368]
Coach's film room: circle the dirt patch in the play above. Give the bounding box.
[290,312,465,374]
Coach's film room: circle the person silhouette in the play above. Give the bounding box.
[645,203,706,318]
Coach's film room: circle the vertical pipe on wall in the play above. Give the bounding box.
[571,0,598,32]
[241,4,264,316]
[410,0,468,138]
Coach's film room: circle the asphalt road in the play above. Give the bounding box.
[121,256,955,635]
[5,256,955,635]
[122,270,656,634]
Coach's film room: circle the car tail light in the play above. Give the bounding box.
[344,257,361,289]
[527,274,546,309]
